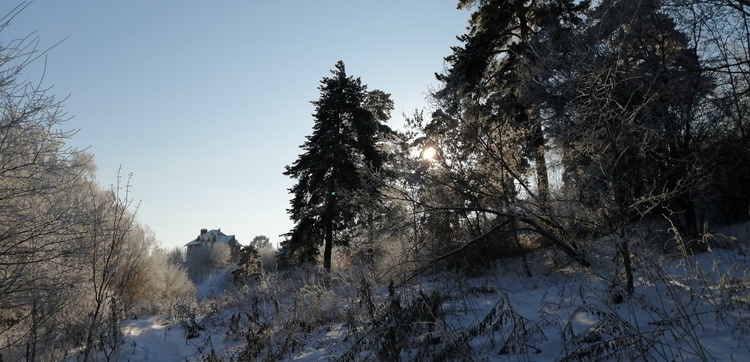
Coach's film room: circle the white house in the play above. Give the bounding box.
[185,228,242,261]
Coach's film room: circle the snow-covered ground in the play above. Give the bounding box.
[119,316,189,361]
[119,313,244,361]
[117,226,750,361]
[117,269,242,362]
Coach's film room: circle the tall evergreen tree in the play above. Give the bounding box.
[435,0,589,201]
[409,0,591,267]
[280,61,393,271]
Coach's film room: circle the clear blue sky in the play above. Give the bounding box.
[3,1,469,250]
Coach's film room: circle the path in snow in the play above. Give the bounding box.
[118,316,195,362]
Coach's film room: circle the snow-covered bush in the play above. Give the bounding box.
[126,249,195,316]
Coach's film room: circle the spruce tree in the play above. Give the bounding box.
[280,61,393,271]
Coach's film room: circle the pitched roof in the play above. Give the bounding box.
[185,229,242,247]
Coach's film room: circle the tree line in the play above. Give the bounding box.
[0,5,194,360]
[280,0,750,293]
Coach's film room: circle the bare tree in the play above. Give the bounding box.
[249,235,272,250]
[666,0,750,223]
[0,5,195,360]
[0,4,103,360]
[80,171,140,361]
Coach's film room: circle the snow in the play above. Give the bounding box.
[118,316,192,362]
[185,229,241,247]
[118,226,750,361]
[195,266,235,299]
[118,313,245,362]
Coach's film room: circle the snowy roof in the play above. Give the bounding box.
[185,229,241,247]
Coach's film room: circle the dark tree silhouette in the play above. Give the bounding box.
[280,61,393,271]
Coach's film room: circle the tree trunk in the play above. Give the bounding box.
[683,196,699,239]
[323,192,335,272]
[26,296,38,362]
[533,120,550,200]
[619,239,634,295]
[512,219,532,277]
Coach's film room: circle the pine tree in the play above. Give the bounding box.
[435,0,589,201]
[410,0,591,267]
[280,61,393,271]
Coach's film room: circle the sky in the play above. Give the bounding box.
[3,1,469,250]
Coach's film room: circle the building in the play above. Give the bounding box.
[185,228,242,262]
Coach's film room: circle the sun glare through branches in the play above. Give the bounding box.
[421,146,436,161]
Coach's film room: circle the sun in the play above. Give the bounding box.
[422,146,437,161]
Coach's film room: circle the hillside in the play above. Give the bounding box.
[116,225,750,361]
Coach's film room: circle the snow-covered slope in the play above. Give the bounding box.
[117,229,750,361]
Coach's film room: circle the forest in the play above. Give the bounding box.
[2,0,750,361]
